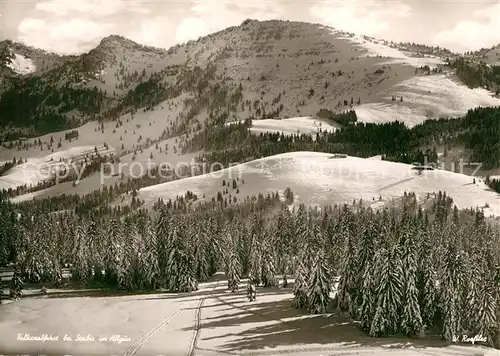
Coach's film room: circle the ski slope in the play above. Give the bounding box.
[355,75,500,127]
[335,32,445,69]
[6,52,37,75]
[132,152,500,216]
[227,117,338,136]
[330,31,499,127]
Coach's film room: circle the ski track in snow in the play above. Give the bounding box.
[1,277,497,356]
[123,301,190,356]
[123,282,219,356]
[187,281,219,356]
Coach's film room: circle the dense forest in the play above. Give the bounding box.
[1,189,500,347]
[450,58,500,93]
[0,77,107,134]
[316,109,358,126]
[184,107,500,169]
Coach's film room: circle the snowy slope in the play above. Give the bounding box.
[0,95,195,194]
[6,52,37,74]
[132,152,500,216]
[355,75,500,127]
[336,32,445,69]
[0,276,497,356]
[355,103,428,127]
[328,31,499,127]
[0,145,114,191]
[226,117,338,136]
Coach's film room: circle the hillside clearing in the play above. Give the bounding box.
[226,116,338,136]
[127,151,500,215]
[356,74,500,127]
[6,52,37,75]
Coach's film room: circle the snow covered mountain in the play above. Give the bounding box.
[0,19,498,139]
[0,19,500,210]
[3,20,500,355]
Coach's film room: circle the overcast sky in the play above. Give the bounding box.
[0,0,499,54]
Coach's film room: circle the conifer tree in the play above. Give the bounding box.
[400,228,423,336]
[261,236,278,287]
[248,214,264,285]
[275,207,293,286]
[9,265,23,301]
[178,252,198,292]
[86,217,103,282]
[206,217,222,277]
[476,283,496,344]
[139,219,159,289]
[462,252,482,337]
[293,260,309,309]
[104,217,122,286]
[307,251,331,314]
[491,266,500,348]
[440,243,465,342]
[417,223,437,328]
[71,221,91,283]
[237,222,251,275]
[294,205,309,263]
[369,245,403,336]
[193,223,210,282]
[249,235,262,286]
[118,216,140,291]
[359,263,375,330]
[337,217,358,317]
[226,250,241,292]
[358,217,376,330]
[166,226,184,292]
[155,206,171,284]
[166,223,198,292]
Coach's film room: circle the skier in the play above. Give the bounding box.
[246,275,256,302]
[282,274,288,288]
[230,279,239,293]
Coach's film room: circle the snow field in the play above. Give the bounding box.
[226,116,338,136]
[6,52,37,75]
[9,134,198,203]
[1,276,497,356]
[355,75,499,127]
[0,145,114,191]
[335,32,445,69]
[328,31,499,127]
[133,152,500,216]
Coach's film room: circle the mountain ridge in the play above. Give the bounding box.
[0,19,498,142]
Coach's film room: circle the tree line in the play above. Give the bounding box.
[183,107,500,170]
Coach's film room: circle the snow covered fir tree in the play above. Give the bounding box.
[1,189,500,348]
[9,265,23,301]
